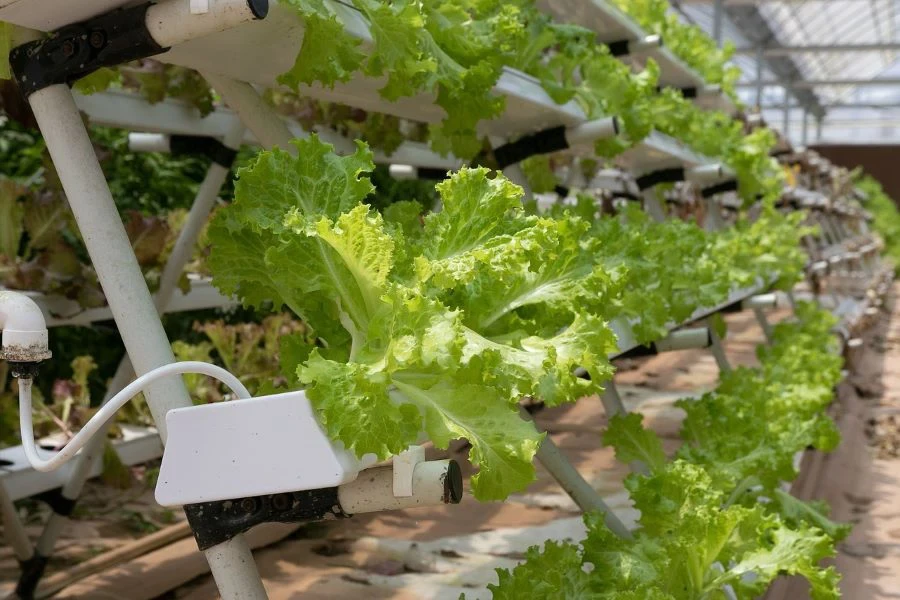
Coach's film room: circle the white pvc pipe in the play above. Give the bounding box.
[128,132,171,153]
[655,327,711,352]
[338,461,458,513]
[534,432,632,538]
[146,0,266,48]
[742,293,778,310]
[156,120,244,305]
[685,164,725,184]
[35,121,244,558]
[752,307,774,343]
[201,72,296,152]
[28,84,265,600]
[0,482,33,562]
[600,383,626,417]
[389,164,417,181]
[565,117,620,147]
[631,35,663,53]
[707,322,732,373]
[0,291,51,361]
[641,189,667,222]
[19,362,250,472]
[28,85,191,439]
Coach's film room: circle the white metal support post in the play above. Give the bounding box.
[600,383,627,416]
[14,119,246,598]
[706,320,732,373]
[9,1,270,597]
[27,83,266,600]
[755,47,764,109]
[641,189,667,222]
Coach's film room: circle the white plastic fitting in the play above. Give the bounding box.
[565,117,620,147]
[631,35,663,53]
[145,0,267,49]
[0,291,51,362]
[128,132,171,153]
[339,459,462,513]
[655,327,711,352]
[685,164,727,184]
[389,164,417,181]
[742,293,778,310]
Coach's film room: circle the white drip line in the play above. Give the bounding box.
[19,362,248,473]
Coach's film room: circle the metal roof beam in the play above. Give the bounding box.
[761,102,900,110]
[735,42,900,55]
[738,77,900,88]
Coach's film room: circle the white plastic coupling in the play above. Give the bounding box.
[655,327,711,352]
[631,34,663,53]
[565,117,620,147]
[145,0,267,49]
[742,293,778,310]
[696,84,724,99]
[128,133,171,153]
[389,164,417,181]
[809,260,829,274]
[338,459,463,514]
[393,445,425,498]
[685,164,726,184]
[0,291,51,362]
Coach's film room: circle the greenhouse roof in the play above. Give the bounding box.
[675,0,900,145]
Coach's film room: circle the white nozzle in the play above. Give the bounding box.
[0,291,51,362]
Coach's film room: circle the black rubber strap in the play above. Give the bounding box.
[680,87,699,99]
[16,554,49,600]
[617,343,658,359]
[636,168,685,191]
[416,167,449,181]
[612,191,640,202]
[36,488,77,517]
[607,39,631,57]
[701,179,738,198]
[169,135,238,168]
[10,3,167,97]
[493,126,569,169]
[185,487,348,551]
[554,185,570,197]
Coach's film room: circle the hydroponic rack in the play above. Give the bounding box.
[0,1,888,599]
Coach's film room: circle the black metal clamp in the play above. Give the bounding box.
[170,135,239,168]
[184,461,463,551]
[9,3,166,97]
[635,167,685,191]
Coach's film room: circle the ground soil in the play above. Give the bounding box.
[1,288,899,599]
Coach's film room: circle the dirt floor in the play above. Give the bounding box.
[1,287,899,599]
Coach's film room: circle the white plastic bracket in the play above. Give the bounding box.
[190,0,210,13]
[393,445,426,498]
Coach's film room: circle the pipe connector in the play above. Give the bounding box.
[0,291,51,363]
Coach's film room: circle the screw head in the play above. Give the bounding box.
[61,39,75,57]
[89,31,105,49]
[239,498,257,513]
[272,494,290,511]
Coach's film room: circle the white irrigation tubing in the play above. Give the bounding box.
[19,362,250,472]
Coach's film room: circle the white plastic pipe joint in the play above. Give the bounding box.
[0,291,51,363]
[128,132,171,153]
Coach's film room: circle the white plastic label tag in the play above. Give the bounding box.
[190,0,210,14]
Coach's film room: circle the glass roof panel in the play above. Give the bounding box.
[675,0,900,144]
